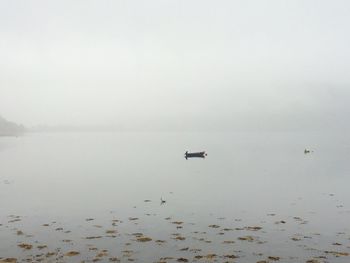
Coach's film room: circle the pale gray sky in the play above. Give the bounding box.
[1,0,350,130]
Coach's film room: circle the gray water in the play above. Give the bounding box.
[0,132,350,262]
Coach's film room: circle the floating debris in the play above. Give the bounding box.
[304,149,311,154]
[275,220,286,224]
[8,219,21,223]
[185,151,207,159]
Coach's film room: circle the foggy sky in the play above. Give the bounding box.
[1,0,350,131]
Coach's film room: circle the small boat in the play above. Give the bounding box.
[185,151,207,159]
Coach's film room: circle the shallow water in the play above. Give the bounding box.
[0,132,350,262]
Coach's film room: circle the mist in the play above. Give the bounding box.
[1,0,350,131]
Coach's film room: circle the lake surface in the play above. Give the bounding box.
[0,132,350,262]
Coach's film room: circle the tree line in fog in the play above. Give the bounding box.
[0,115,25,136]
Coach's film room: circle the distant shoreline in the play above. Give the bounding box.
[0,133,23,137]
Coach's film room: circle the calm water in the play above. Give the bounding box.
[0,132,350,262]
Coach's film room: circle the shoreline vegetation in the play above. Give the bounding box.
[0,116,25,136]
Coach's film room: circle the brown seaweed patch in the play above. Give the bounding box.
[96,250,109,257]
[0,259,17,263]
[223,254,238,259]
[245,226,262,231]
[136,236,152,242]
[222,240,235,244]
[37,245,47,250]
[45,252,56,257]
[18,243,32,250]
[268,256,280,261]
[204,254,217,259]
[324,251,349,257]
[174,236,186,241]
[238,236,255,242]
[65,251,80,256]
[160,257,174,261]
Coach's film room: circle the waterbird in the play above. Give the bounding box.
[160,197,166,205]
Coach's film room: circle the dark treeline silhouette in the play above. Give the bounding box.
[0,115,25,136]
